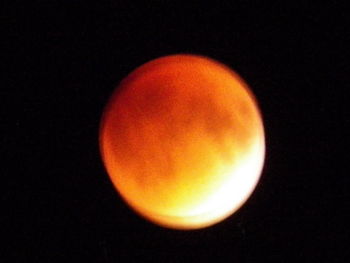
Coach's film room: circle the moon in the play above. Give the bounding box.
[99,54,265,230]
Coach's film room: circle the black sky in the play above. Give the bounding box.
[2,1,347,262]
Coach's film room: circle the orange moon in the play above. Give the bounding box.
[99,54,265,230]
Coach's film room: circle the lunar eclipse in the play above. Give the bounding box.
[99,54,265,230]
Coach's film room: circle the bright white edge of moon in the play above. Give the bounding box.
[128,133,265,230]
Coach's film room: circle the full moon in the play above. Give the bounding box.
[99,54,265,230]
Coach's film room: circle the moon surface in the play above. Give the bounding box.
[99,54,265,230]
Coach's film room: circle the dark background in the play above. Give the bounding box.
[2,1,347,262]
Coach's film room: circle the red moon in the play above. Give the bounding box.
[99,54,265,229]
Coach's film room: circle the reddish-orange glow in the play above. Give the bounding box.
[99,54,265,229]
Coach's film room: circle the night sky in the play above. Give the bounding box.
[2,1,347,262]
